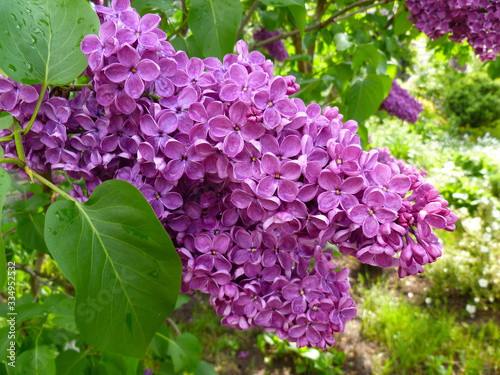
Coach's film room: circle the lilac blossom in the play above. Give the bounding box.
[0,0,458,351]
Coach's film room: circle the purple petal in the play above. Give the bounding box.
[261,153,280,175]
[136,59,160,81]
[363,215,379,238]
[318,192,340,212]
[125,74,145,99]
[257,176,277,198]
[104,63,130,82]
[277,179,298,202]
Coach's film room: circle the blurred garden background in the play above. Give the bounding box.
[1,0,500,374]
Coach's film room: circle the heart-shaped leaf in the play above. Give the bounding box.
[0,0,100,85]
[188,0,242,59]
[45,180,182,358]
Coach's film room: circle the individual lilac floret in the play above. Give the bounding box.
[253,27,289,61]
[379,80,423,123]
[0,0,458,351]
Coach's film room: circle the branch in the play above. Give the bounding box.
[15,263,74,298]
[237,0,259,40]
[250,0,393,51]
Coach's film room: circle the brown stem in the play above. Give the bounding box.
[166,317,181,337]
[237,0,260,40]
[180,0,189,37]
[29,252,45,301]
[305,0,328,74]
[15,262,75,297]
[292,33,308,74]
[250,0,394,51]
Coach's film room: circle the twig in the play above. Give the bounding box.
[15,263,75,296]
[250,0,393,51]
[166,317,181,337]
[237,0,259,40]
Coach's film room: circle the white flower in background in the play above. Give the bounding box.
[425,297,432,305]
[459,207,469,215]
[407,292,414,299]
[493,210,500,219]
[480,246,489,253]
[464,217,481,232]
[474,297,480,303]
[443,161,455,170]
[483,233,492,242]
[492,222,499,231]
[489,297,495,303]
[478,279,488,288]
[466,304,477,316]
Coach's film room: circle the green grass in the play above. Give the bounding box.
[361,283,500,375]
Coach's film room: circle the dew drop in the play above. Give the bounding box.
[77,17,84,24]
[8,64,16,72]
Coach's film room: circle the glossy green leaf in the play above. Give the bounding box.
[487,58,500,80]
[334,33,352,52]
[261,0,303,6]
[0,168,11,290]
[344,74,392,125]
[14,346,56,375]
[170,35,203,58]
[44,180,182,358]
[188,0,242,60]
[288,5,306,36]
[168,333,201,373]
[55,350,88,375]
[131,0,177,16]
[394,9,413,36]
[17,212,49,254]
[352,44,380,72]
[0,0,100,85]
[195,361,219,375]
[96,352,140,375]
[0,114,13,130]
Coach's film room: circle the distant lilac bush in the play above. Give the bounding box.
[406,0,500,61]
[253,27,289,61]
[379,80,423,123]
[0,0,458,349]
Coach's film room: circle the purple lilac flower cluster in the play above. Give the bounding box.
[379,80,423,124]
[253,28,289,61]
[0,0,457,348]
[406,0,500,61]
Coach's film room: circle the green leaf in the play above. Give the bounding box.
[334,33,352,52]
[195,361,219,375]
[394,9,413,36]
[188,0,242,60]
[17,212,49,254]
[288,5,306,36]
[487,58,500,80]
[168,333,201,373]
[261,0,304,6]
[0,114,13,130]
[25,193,51,212]
[170,35,203,58]
[131,0,177,16]
[0,0,100,85]
[0,168,11,290]
[44,180,182,358]
[15,346,56,375]
[97,352,140,375]
[55,350,88,375]
[352,44,380,72]
[344,74,392,125]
